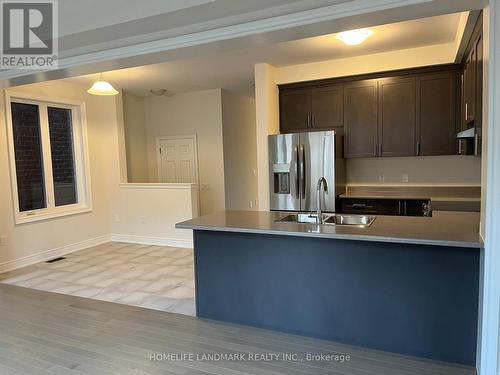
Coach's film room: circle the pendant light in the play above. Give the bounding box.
[87,73,119,96]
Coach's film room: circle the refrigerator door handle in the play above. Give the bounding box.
[299,144,306,199]
[294,145,300,200]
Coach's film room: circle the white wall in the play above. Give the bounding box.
[111,184,198,248]
[274,43,457,85]
[143,89,225,215]
[479,2,500,374]
[123,92,148,182]
[347,156,482,185]
[254,63,279,211]
[481,9,491,239]
[221,90,258,210]
[0,80,120,269]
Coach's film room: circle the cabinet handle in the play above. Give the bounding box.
[373,140,377,156]
[306,115,310,128]
[474,134,479,156]
[416,141,420,156]
[352,203,367,208]
[465,103,468,121]
[458,140,463,155]
[311,114,315,128]
[378,143,382,157]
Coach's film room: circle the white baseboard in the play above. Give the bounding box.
[0,234,111,274]
[111,234,193,248]
[0,233,192,274]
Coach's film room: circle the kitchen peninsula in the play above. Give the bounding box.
[177,210,481,366]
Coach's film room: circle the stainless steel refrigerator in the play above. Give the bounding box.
[269,130,345,212]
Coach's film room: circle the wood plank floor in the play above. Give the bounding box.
[0,284,476,375]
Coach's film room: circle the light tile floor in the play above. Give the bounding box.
[0,242,196,316]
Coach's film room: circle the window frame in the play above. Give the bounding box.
[4,90,93,224]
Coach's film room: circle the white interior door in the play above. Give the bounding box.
[158,136,197,183]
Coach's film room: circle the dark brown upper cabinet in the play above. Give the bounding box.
[378,76,416,157]
[279,89,310,133]
[310,85,343,129]
[278,64,464,158]
[416,72,456,156]
[344,80,378,158]
[458,11,483,156]
[279,84,343,133]
[463,48,476,128]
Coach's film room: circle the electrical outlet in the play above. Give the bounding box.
[402,174,409,183]
[378,173,385,184]
[249,200,253,209]
[114,214,120,223]
[0,236,7,246]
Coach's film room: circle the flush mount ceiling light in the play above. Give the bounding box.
[336,28,373,46]
[87,73,119,96]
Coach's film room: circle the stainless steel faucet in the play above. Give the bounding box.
[316,177,328,224]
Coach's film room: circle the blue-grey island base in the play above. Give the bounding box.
[178,210,481,366]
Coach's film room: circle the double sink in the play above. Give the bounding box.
[277,213,375,227]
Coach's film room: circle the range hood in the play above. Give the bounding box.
[456,127,480,156]
[456,127,475,139]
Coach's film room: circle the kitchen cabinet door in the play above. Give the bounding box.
[339,199,378,214]
[474,32,483,156]
[378,77,416,157]
[463,48,476,128]
[310,85,343,129]
[279,89,310,133]
[416,72,456,156]
[344,80,378,158]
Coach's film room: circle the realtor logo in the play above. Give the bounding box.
[1,0,58,69]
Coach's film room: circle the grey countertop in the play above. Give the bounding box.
[176,210,482,249]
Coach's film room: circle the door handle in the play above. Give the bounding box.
[294,145,300,199]
[299,144,306,199]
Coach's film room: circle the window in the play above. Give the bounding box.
[5,92,92,224]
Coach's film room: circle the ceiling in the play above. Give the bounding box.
[57,0,350,58]
[67,12,465,97]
